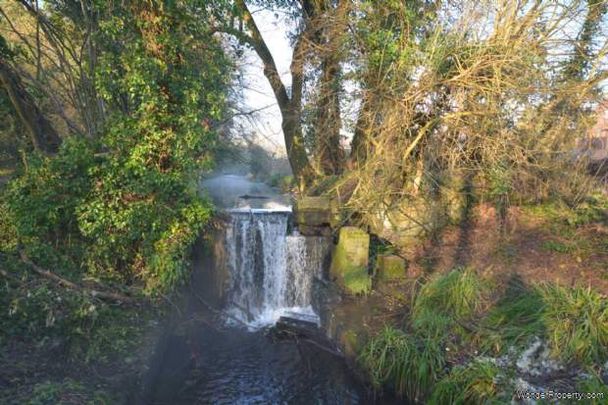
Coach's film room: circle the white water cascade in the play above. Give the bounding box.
[224,209,329,329]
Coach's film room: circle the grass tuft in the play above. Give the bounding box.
[429,359,503,405]
[358,326,445,401]
[414,267,489,319]
[539,284,608,366]
[480,280,546,353]
[576,372,608,405]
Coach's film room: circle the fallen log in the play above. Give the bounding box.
[19,251,137,304]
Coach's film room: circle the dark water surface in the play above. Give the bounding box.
[144,322,382,404]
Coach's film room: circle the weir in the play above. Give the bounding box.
[141,175,378,403]
[223,208,330,329]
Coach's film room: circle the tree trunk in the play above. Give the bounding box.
[0,58,61,154]
[311,0,347,176]
[235,0,313,190]
[314,51,344,175]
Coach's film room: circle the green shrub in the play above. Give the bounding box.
[1,0,229,294]
[480,281,546,353]
[430,359,504,405]
[414,267,489,321]
[539,284,608,366]
[359,326,445,401]
[4,138,96,256]
[480,282,608,366]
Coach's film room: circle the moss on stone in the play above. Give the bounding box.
[330,227,371,295]
[376,254,406,281]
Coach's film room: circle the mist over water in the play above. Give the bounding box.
[201,174,291,210]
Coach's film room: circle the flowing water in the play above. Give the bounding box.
[224,209,329,329]
[142,176,386,404]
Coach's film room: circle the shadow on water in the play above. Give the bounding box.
[138,320,379,404]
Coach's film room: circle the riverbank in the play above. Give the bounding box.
[0,245,164,402]
[347,197,608,403]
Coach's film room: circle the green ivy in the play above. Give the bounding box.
[2,1,231,294]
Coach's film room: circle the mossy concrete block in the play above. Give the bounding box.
[295,196,332,227]
[330,227,371,295]
[376,254,406,281]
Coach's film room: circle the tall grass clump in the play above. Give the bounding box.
[539,284,608,366]
[412,267,489,340]
[414,267,489,319]
[480,281,608,365]
[480,280,546,353]
[359,326,445,401]
[429,359,504,405]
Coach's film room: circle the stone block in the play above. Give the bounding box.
[330,227,371,294]
[294,196,339,228]
[375,254,406,281]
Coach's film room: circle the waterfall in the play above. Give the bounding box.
[224,209,328,329]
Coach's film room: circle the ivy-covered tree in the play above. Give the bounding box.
[2,0,232,294]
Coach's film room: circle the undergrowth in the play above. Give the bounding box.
[522,193,608,228]
[358,326,445,401]
[540,284,608,366]
[429,359,506,405]
[0,258,154,362]
[413,266,490,320]
[26,378,112,405]
[360,267,608,402]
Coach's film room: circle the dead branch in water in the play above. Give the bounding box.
[192,292,249,327]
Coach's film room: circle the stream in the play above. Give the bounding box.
[141,175,383,404]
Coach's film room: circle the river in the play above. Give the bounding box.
[139,175,388,404]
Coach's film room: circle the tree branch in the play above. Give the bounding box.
[19,251,138,305]
[235,0,290,111]
[0,56,61,154]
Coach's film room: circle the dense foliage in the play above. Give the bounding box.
[1,1,230,294]
[0,1,607,402]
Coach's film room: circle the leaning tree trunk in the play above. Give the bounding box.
[235,0,314,191]
[0,58,61,155]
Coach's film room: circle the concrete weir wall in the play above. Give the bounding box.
[330,227,371,295]
[195,188,411,360]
